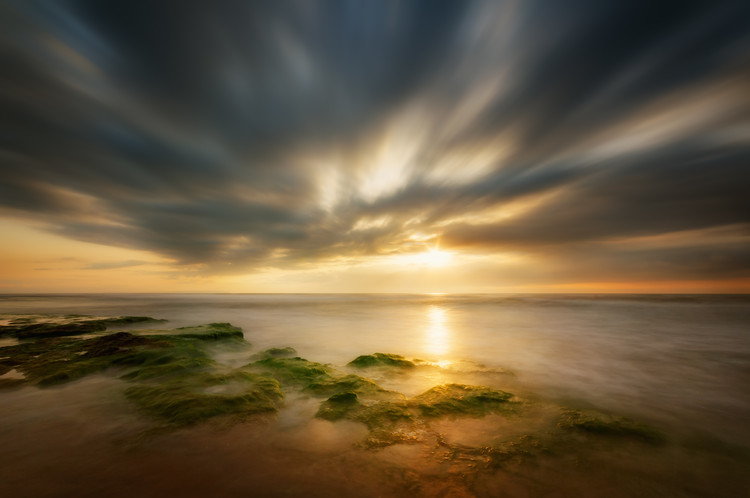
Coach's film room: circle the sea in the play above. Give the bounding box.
[1,293,749,497]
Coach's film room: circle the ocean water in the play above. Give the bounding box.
[1,293,749,497]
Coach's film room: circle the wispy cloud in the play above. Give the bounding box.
[1,0,749,285]
[80,259,151,270]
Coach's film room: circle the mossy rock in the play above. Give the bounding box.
[0,325,243,387]
[114,335,220,381]
[558,409,665,444]
[142,323,244,341]
[250,347,298,361]
[316,392,414,429]
[82,331,169,358]
[119,355,215,382]
[0,333,172,386]
[14,320,107,339]
[249,356,336,386]
[0,315,165,339]
[412,384,514,418]
[101,316,166,326]
[316,383,517,434]
[125,371,283,426]
[305,374,401,400]
[348,353,415,369]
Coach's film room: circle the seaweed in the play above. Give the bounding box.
[125,371,283,426]
[315,383,518,443]
[143,323,244,341]
[348,353,416,369]
[250,347,298,361]
[118,353,215,382]
[316,392,414,429]
[249,356,336,386]
[0,315,166,339]
[0,325,241,387]
[250,355,404,404]
[82,331,169,358]
[111,335,219,381]
[100,316,166,326]
[14,320,107,339]
[305,373,401,399]
[0,332,184,386]
[411,384,514,418]
[0,319,290,427]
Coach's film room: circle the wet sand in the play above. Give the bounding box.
[1,368,748,497]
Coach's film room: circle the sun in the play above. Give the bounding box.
[417,248,453,267]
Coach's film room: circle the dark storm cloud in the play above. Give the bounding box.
[1,0,749,279]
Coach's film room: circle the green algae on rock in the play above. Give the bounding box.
[249,356,336,386]
[141,323,244,341]
[14,321,107,339]
[250,347,298,361]
[316,392,414,429]
[117,340,216,382]
[348,353,416,369]
[0,315,166,339]
[314,383,519,440]
[101,316,166,326]
[0,317,288,427]
[558,409,665,444]
[0,322,244,388]
[125,371,283,426]
[250,355,405,402]
[412,384,515,418]
[305,373,402,399]
[0,332,171,386]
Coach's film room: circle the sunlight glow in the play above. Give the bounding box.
[425,305,450,356]
[415,248,453,267]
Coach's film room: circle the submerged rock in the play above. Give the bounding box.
[250,354,404,403]
[82,331,168,358]
[250,347,298,361]
[125,371,283,426]
[348,353,416,369]
[101,316,165,326]
[558,409,665,444]
[316,392,414,429]
[0,318,285,427]
[249,356,336,386]
[315,382,517,430]
[14,321,107,339]
[0,315,165,339]
[0,332,171,386]
[305,374,401,400]
[412,384,515,418]
[0,322,244,387]
[142,323,244,341]
[117,339,216,382]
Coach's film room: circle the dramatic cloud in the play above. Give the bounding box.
[1,0,749,289]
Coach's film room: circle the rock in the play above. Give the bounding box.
[348,353,416,369]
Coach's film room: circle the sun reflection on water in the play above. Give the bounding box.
[425,305,450,357]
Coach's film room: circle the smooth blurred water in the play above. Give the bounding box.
[2,293,749,444]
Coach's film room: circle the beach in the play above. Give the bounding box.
[1,293,749,497]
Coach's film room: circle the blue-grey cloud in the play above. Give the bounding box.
[1,0,749,280]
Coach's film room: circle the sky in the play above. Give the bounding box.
[1,0,749,293]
